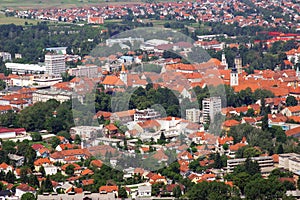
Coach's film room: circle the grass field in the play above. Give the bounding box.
[0,13,39,25]
[0,0,144,9]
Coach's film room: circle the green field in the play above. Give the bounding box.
[0,0,144,9]
[0,13,39,25]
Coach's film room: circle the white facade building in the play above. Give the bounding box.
[45,53,66,76]
[202,97,222,122]
[134,108,161,122]
[5,63,46,75]
[0,52,12,62]
[68,65,99,78]
[32,89,75,103]
[279,153,300,173]
[186,108,201,123]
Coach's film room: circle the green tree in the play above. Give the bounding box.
[262,113,269,131]
[50,137,60,149]
[65,164,75,176]
[30,132,42,142]
[187,181,231,200]
[118,186,128,199]
[57,131,71,141]
[244,158,260,176]
[21,192,36,200]
[214,153,223,169]
[28,174,39,188]
[286,96,298,107]
[158,132,166,145]
[42,175,53,193]
[74,134,81,145]
[39,166,46,177]
[173,185,182,199]
[232,172,251,195]
[5,170,15,183]
[0,79,6,90]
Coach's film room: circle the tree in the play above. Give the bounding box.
[20,166,30,183]
[232,172,251,195]
[286,96,298,107]
[74,134,81,145]
[65,164,75,176]
[214,153,223,169]
[28,174,39,188]
[21,192,36,200]
[262,113,269,131]
[57,131,71,141]
[30,132,42,142]
[0,80,6,91]
[187,181,231,200]
[244,158,260,176]
[5,170,15,183]
[173,185,182,199]
[41,175,53,193]
[277,144,284,154]
[39,166,46,177]
[158,132,166,145]
[50,137,60,149]
[118,187,128,199]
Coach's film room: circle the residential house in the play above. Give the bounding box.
[34,158,52,172]
[99,185,118,197]
[187,132,205,145]
[286,126,300,138]
[0,163,13,174]
[137,185,151,197]
[44,165,58,176]
[50,148,91,163]
[90,160,103,169]
[228,137,248,158]
[15,184,36,198]
[110,110,135,124]
[152,150,168,163]
[8,154,24,167]
[222,120,240,132]
[61,163,82,176]
[37,148,50,158]
[82,179,94,186]
[147,173,167,185]
[281,106,300,117]
[165,184,184,196]
[134,120,161,134]
[177,151,193,163]
[55,144,79,152]
[104,124,118,138]
[102,75,125,89]
[215,136,234,155]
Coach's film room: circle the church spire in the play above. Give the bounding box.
[221,51,228,70]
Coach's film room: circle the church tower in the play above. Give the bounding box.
[230,65,239,87]
[120,63,127,85]
[234,53,242,74]
[221,51,228,70]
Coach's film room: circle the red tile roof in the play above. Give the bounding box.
[16,184,36,192]
[286,126,300,137]
[99,185,118,193]
[34,158,51,166]
[82,179,94,186]
[90,160,103,168]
